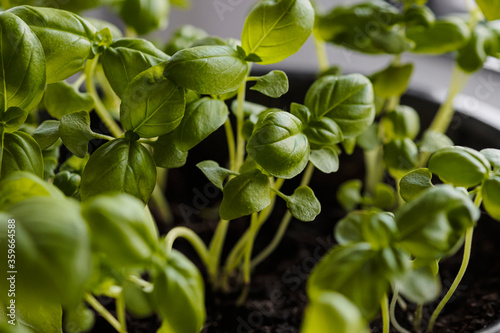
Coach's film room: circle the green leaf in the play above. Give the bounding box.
[82,193,159,268]
[123,281,154,318]
[372,63,414,99]
[303,117,343,146]
[457,24,496,73]
[481,148,500,172]
[80,138,157,203]
[247,110,310,179]
[32,120,60,150]
[0,171,65,210]
[381,105,420,141]
[0,196,92,307]
[290,102,311,125]
[302,291,369,333]
[43,82,95,119]
[482,177,500,221]
[219,169,271,220]
[241,0,314,65]
[396,264,441,304]
[120,0,170,35]
[150,250,206,333]
[419,130,454,154]
[283,185,320,222]
[63,302,95,333]
[121,62,185,138]
[1,131,43,180]
[60,111,96,158]
[305,74,375,138]
[250,70,289,98]
[196,160,237,191]
[428,146,490,188]
[3,298,63,333]
[334,211,397,249]
[164,45,249,95]
[164,25,208,55]
[395,185,479,259]
[407,17,470,54]
[309,146,340,174]
[337,179,363,211]
[173,98,228,151]
[357,124,381,151]
[383,138,419,175]
[102,38,170,98]
[476,0,500,21]
[403,5,435,28]
[0,107,28,133]
[9,6,97,83]
[307,242,391,320]
[42,140,61,180]
[53,171,81,196]
[0,11,46,112]
[399,168,433,202]
[151,133,188,169]
[371,183,396,210]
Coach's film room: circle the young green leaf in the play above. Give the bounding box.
[82,193,159,268]
[357,124,382,151]
[0,107,28,133]
[396,264,441,304]
[0,171,65,210]
[250,70,289,98]
[395,185,479,259]
[282,185,320,222]
[476,0,500,21]
[196,160,238,191]
[164,45,249,95]
[219,169,271,220]
[419,129,454,154]
[43,81,95,119]
[381,105,420,141]
[173,98,228,151]
[164,25,208,55]
[9,6,97,83]
[32,120,61,150]
[121,62,185,138]
[53,171,81,196]
[337,180,363,211]
[309,146,340,174]
[42,140,61,180]
[305,74,375,138]
[383,138,419,175]
[150,250,206,333]
[290,102,311,125]
[372,63,414,99]
[10,299,63,333]
[307,242,390,320]
[120,0,170,35]
[1,131,44,180]
[428,146,491,188]
[303,117,343,146]
[371,183,396,210]
[399,168,433,202]
[482,177,500,221]
[302,292,369,333]
[403,4,435,28]
[241,0,314,65]
[102,38,170,98]
[151,133,188,169]
[0,11,46,112]
[481,148,500,172]
[122,280,154,319]
[80,138,157,203]
[0,196,92,307]
[457,24,496,73]
[247,110,310,179]
[407,17,470,54]
[60,111,97,158]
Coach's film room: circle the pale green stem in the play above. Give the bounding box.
[390,289,411,333]
[381,293,390,333]
[208,219,229,284]
[224,119,236,171]
[364,146,385,197]
[72,74,87,90]
[426,226,474,332]
[313,31,329,72]
[150,184,174,225]
[85,57,123,138]
[164,227,210,267]
[414,303,423,333]
[236,213,259,306]
[85,294,122,332]
[116,292,128,333]
[251,163,315,269]
[128,275,153,292]
[93,133,115,141]
[234,82,247,172]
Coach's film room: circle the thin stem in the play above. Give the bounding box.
[313,32,329,72]
[128,275,153,292]
[390,290,411,333]
[414,304,423,333]
[208,219,229,284]
[236,213,259,306]
[85,57,123,138]
[364,146,385,197]
[234,82,247,171]
[72,74,87,90]
[429,64,471,134]
[426,226,474,332]
[164,227,210,267]
[150,185,174,225]
[381,293,390,333]
[224,119,236,171]
[116,292,128,333]
[93,133,115,141]
[85,294,122,332]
